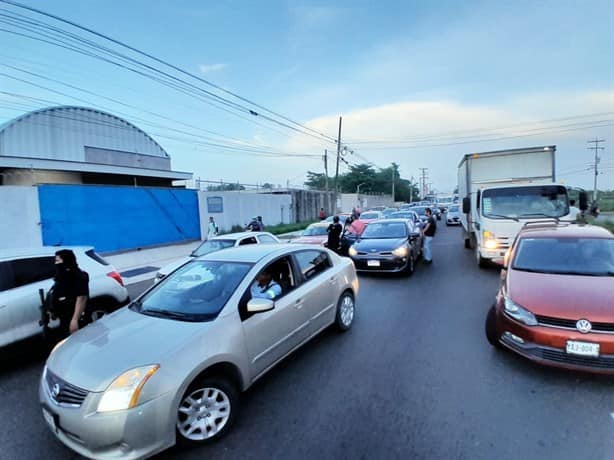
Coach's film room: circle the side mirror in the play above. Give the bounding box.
[247,298,275,313]
[579,191,588,211]
[462,197,470,214]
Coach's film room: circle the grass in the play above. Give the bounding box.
[596,190,614,212]
[222,220,317,236]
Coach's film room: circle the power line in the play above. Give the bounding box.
[0,1,337,144]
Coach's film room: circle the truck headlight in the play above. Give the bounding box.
[97,365,159,412]
[484,239,498,250]
[348,246,358,257]
[504,297,537,326]
[392,245,408,257]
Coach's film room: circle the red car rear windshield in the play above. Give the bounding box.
[513,237,614,276]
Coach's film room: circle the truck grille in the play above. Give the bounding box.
[46,369,89,407]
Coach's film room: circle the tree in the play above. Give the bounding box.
[207,183,245,191]
[261,183,274,190]
[305,171,329,190]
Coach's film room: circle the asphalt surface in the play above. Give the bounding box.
[2,223,614,460]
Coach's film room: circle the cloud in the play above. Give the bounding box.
[199,63,227,75]
[283,91,614,192]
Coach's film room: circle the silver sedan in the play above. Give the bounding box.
[40,244,359,459]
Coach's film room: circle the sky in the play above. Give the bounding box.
[0,0,613,193]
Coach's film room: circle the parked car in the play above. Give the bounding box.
[446,204,461,226]
[324,213,351,225]
[291,223,329,246]
[485,223,614,373]
[0,246,128,348]
[357,211,383,224]
[411,206,430,224]
[348,219,423,274]
[40,244,359,458]
[389,210,422,228]
[155,232,280,282]
[368,206,386,212]
[381,207,399,218]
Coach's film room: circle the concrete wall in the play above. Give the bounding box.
[289,190,335,222]
[340,193,393,212]
[198,191,292,235]
[0,186,43,249]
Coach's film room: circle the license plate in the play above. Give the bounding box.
[566,340,600,357]
[367,260,381,267]
[42,408,57,433]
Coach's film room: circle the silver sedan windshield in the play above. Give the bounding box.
[136,260,252,321]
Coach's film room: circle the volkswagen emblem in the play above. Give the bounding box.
[51,383,61,398]
[576,319,592,334]
[370,249,377,252]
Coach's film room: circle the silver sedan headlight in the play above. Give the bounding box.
[504,296,537,326]
[97,365,160,412]
[348,246,358,257]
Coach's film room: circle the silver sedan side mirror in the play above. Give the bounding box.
[247,298,275,313]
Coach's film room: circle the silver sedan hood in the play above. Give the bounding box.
[46,307,208,392]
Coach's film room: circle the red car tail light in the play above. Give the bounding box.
[107,271,124,287]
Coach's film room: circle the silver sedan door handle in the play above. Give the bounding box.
[295,299,303,309]
[328,277,337,285]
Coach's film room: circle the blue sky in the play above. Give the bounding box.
[1,0,613,192]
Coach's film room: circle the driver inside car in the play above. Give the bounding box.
[250,269,282,300]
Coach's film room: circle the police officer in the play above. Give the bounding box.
[53,249,89,337]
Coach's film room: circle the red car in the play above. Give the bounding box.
[291,222,329,245]
[486,222,614,373]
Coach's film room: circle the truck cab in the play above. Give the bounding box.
[464,184,572,267]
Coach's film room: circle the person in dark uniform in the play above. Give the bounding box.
[53,249,89,337]
[327,216,343,254]
[422,208,437,264]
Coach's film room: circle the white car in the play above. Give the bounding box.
[155,232,281,282]
[446,204,461,226]
[0,246,129,348]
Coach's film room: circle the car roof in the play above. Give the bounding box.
[197,243,324,264]
[308,222,330,228]
[210,231,273,240]
[0,246,94,261]
[518,223,613,239]
[372,218,411,224]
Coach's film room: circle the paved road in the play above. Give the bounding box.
[2,224,614,459]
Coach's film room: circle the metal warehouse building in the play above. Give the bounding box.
[0,105,191,186]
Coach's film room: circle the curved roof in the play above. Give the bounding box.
[0,106,169,162]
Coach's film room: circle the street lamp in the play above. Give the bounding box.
[356,182,366,194]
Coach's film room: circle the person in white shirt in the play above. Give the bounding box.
[208,216,218,238]
[568,199,580,221]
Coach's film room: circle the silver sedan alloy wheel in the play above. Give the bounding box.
[177,387,231,440]
[340,295,354,327]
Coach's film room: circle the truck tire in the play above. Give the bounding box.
[464,238,471,248]
[476,246,488,268]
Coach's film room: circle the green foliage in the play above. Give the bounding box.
[306,162,419,201]
[265,221,317,235]
[207,183,246,191]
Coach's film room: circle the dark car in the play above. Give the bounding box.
[348,219,423,274]
[485,222,614,374]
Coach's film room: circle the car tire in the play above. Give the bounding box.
[82,298,119,326]
[335,291,355,332]
[176,376,239,445]
[464,238,472,249]
[485,305,502,349]
[404,253,415,276]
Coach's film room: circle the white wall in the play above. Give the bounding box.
[0,186,43,249]
[198,191,292,236]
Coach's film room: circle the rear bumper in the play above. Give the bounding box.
[497,310,614,373]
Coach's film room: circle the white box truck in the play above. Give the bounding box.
[458,146,585,267]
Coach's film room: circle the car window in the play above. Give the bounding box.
[258,235,278,244]
[12,257,56,288]
[137,260,252,322]
[294,250,332,280]
[239,237,258,245]
[239,256,296,321]
[192,239,235,256]
[0,261,16,292]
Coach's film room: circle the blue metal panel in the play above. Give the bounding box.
[38,185,201,252]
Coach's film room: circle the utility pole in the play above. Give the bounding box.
[587,138,605,202]
[323,149,329,192]
[419,168,428,199]
[391,164,395,203]
[334,116,343,212]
